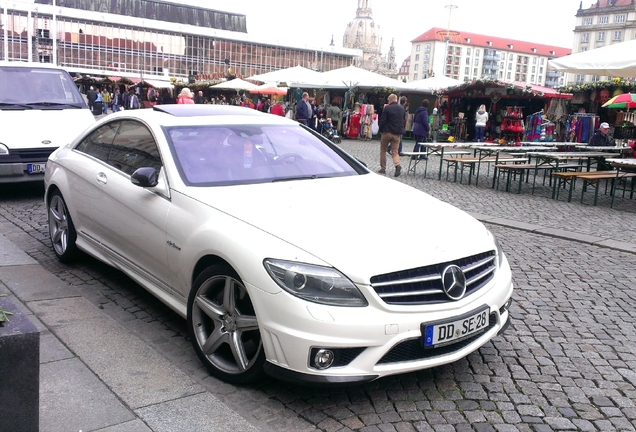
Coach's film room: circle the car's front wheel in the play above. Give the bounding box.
[47,190,78,263]
[187,264,265,384]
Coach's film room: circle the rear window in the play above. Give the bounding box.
[0,66,86,108]
[165,124,360,186]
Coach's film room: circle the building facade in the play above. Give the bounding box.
[1,0,360,82]
[408,28,571,88]
[342,0,397,78]
[570,0,636,85]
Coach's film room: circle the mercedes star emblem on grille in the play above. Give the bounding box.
[442,265,467,300]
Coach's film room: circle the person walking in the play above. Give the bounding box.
[194,90,205,104]
[101,88,111,114]
[126,88,140,110]
[86,86,97,111]
[474,104,488,142]
[111,87,122,112]
[270,101,285,116]
[295,92,311,125]
[177,88,195,104]
[379,94,406,177]
[412,99,430,156]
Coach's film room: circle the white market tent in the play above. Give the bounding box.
[400,76,462,93]
[316,65,410,91]
[209,78,258,91]
[246,65,323,87]
[548,39,636,76]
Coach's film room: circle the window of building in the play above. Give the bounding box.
[581,47,588,52]
[532,57,537,64]
[576,74,585,84]
[539,76,543,82]
[424,54,429,61]
[531,75,535,82]
[466,58,470,65]
[615,14,626,23]
[465,67,469,74]
[473,68,478,75]
[415,54,420,61]
[499,71,504,79]
[416,44,420,51]
[540,58,545,65]
[583,17,593,25]
[508,63,512,70]
[414,64,419,71]
[425,43,431,51]
[539,67,544,74]
[582,33,589,43]
[592,75,600,82]
[467,48,471,56]
[507,71,511,79]
[599,16,609,24]
[531,66,535,73]
[474,58,479,66]
[413,73,418,80]
[598,31,605,42]
[475,49,480,56]
[614,31,622,41]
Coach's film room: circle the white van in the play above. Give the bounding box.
[0,62,95,183]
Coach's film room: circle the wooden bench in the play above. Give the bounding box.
[577,171,636,205]
[493,163,552,194]
[444,156,528,185]
[552,170,614,202]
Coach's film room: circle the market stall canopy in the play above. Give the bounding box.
[246,66,323,87]
[602,92,636,109]
[317,65,410,91]
[548,39,636,76]
[401,76,461,93]
[142,79,173,89]
[209,78,258,91]
[441,79,572,99]
[249,83,288,95]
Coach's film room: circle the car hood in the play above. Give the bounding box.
[184,175,493,283]
[1,109,94,149]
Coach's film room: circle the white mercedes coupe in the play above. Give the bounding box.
[44,105,513,385]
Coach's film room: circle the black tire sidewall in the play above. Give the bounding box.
[48,191,78,263]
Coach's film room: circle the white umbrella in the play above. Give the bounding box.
[209,78,258,91]
[548,39,636,77]
[318,66,410,91]
[246,66,323,86]
[401,76,462,93]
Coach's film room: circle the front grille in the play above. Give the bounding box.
[370,251,496,305]
[3,148,56,163]
[376,312,497,364]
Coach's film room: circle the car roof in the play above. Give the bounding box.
[100,104,297,127]
[0,61,71,71]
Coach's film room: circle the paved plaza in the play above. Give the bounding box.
[1,138,635,431]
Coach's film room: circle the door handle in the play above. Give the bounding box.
[96,172,107,185]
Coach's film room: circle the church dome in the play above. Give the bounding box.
[343,0,382,54]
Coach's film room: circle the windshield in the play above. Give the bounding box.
[165,124,361,186]
[0,66,86,107]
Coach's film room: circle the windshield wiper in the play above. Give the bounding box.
[272,175,318,182]
[0,102,33,109]
[25,102,81,108]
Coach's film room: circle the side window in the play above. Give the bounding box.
[109,120,162,175]
[75,122,120,163]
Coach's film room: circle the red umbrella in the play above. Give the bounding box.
[250,84,288,96]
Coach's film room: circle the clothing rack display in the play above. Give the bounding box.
[525,110,554,142]
[501,106,525,145]
[564,113,599,143]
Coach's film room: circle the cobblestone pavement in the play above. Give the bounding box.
[1,139,636,432]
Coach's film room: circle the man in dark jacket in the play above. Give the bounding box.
[412,99,430,156]
[86,86,98,111]
[379,94,406,177]
[589,122,613,170]
[295,92,311,125]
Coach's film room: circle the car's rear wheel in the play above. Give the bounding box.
[47,191,78,263]
[187,264,265,384]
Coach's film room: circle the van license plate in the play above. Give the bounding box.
[27,163,46,174]
[423,306,489,347]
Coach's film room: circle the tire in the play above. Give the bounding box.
[187,264,265,384]
[47,191,79,263]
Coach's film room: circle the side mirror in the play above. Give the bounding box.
[131,167,159,187]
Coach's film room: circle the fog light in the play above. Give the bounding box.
[314,349,335,370]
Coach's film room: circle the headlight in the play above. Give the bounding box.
[0,144,9,156]
[263,259,368,307]
[486,229,505,269]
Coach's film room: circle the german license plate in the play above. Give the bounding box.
[27,163,46,174]
[422,306,490,347]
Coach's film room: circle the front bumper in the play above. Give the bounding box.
[0,162,46,183]
[248,260,514,384]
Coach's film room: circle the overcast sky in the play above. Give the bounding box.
[184,0,587,64]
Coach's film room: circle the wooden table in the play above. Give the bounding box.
[473,146,557,188]
[606,158,636,207]
[419,143,474,179]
